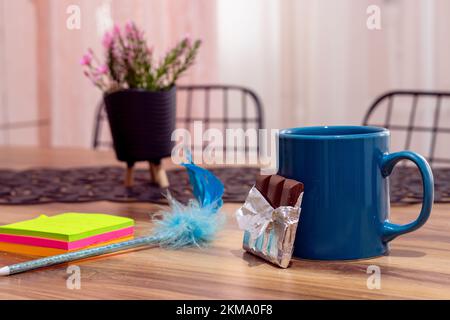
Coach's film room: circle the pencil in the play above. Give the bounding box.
[0,235,157,276]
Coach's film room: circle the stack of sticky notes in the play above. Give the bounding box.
[0,213,134,256]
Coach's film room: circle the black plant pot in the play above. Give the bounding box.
[104,87,176,166]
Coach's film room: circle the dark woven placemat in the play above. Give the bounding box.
[0,166,447,205]
[0,166,258,205]
[389,166,449,204]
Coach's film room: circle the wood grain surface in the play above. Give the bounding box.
[0,147,449,300]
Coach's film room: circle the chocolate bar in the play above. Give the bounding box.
[236,174,304,268]
[256,174,304,208]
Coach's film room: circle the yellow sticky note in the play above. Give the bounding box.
[0,213,134,241]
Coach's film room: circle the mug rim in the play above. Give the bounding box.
[279,126,389,140]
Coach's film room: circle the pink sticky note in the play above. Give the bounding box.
[0,226,134,250]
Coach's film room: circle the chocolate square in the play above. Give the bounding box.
[255,174,271,195]
[279,179,304,206]
[266,175,285,208]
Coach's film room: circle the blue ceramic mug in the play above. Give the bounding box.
[278,126,434,260]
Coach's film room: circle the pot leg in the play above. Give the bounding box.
[149,161,169,188]
[125,162,135,187]
[148,161,156,183]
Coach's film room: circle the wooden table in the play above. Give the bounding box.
[0,147,448,299]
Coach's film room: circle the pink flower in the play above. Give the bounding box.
[125,21,134,35]
[113,23,121,36]
[96,64,108,75]
[102,32,113,49]
[136,29,145,41]
[80,53,92,66]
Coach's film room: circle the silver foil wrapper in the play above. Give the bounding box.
[235,186,303,268]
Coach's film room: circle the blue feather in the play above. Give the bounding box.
[152,194,225,248]
[152,160,225,248]
[182,163,224,212]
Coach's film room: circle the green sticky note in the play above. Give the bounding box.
[0,213,134,241]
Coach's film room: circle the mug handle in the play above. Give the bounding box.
[380,151,434,242]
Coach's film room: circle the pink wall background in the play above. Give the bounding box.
[0,0,449,158]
